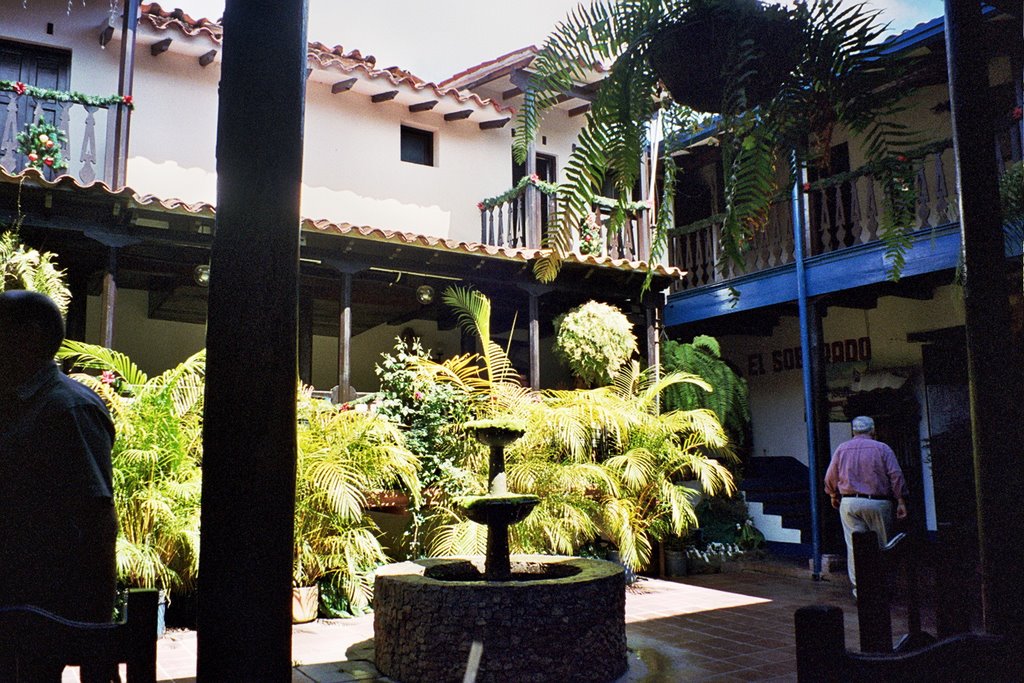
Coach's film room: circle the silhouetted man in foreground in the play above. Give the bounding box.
[0,290,118,682]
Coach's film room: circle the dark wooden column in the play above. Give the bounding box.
[64,268,88,342]
[944,0,1024,637]
[298,282,314,386]
[322,259,365,404]
[525,141,542,248]
[518,283,550,390]
[197,0,307,679]
[338,271,353,402]
[99,248,117,349]
[642,289,665,373]
[109,0,139,187]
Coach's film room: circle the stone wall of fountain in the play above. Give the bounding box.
[374,556,627,683]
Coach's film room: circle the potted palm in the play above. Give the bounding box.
[516,0,918,282]
[58,343,205,634]
[293,390,420,621]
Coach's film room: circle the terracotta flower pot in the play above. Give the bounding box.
[292,584,319,624]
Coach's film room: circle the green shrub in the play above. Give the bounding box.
[554,300,637,387]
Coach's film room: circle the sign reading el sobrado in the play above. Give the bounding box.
[746,337,871,376]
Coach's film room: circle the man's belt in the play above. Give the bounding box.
[842,493,890,500]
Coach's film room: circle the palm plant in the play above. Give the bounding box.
[662,335,750,447]
[516,0,918,282]
[294,389,420,610]
[419,287,735,570]
[1,229,71,312]
[57,342,205,595]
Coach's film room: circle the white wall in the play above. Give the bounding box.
[85,288,206,377]
[718,283,965,467]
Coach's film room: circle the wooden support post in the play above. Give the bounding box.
[528,291,540,390]
[338,271,353,403]
[853,530,893,653]
[518,283,549,390]
[638,149,652,263]
[65,268,88,342]
[525,141,541,248]
[298,283,314,386]
[100,248,117,349]
[197,0,307,679]
[110,0,139,188]
[944,0,1024,637]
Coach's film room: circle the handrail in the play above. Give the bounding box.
[0,85,129,186]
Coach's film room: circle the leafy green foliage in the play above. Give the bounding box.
[294,389,420,610]
[374,336,475,497]
[520,0,920,281]
[1,229,71,312]
[417,289,735,571]
[661,336,750,446]
[554,300,638,387]
[58,343,205,595]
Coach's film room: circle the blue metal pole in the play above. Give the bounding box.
[792,156,823,578]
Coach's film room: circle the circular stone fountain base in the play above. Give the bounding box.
[373,555,627,683]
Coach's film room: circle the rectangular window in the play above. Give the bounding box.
[400,125,434,166]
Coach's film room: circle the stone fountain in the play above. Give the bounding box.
[373,419,627,683]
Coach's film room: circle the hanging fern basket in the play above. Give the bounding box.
[647,0,803,113]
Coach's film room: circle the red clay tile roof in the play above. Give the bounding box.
[1,167,682,279]
[140,4,510,116]
[141,3,223,43]
[439,46,538,90]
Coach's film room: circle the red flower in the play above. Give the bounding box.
[802,182,811,192]
[12,81,25,95]
[529,173,540,182]
[414,391,424,400]
[100,370,115,385]
[122,94,133,105]
[896,155,908,163]
[340,403,351,411]
[1013,106,1023,122]
[477,202,485,211]
[43,157,54,166]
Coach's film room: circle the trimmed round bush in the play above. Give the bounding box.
[554,301,637,387]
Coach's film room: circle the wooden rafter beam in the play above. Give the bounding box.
[479,118,510,130]
[331,78,357,94]
[199,50,217,67]
[568,103,590,117]
[150,38,172,56]
[444,109,473,122]
[510,69,598,103]
[502,87,523,100]
[409,100,438,113]
[371,90,399,103]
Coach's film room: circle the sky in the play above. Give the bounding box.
[177,0,946,84]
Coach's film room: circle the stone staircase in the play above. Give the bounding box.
[741,456,812,557]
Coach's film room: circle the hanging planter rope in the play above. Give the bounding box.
[17,118,68,170]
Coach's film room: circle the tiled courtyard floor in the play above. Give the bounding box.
[62,562,936,682]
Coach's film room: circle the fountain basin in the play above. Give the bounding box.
[374,555,627,683]
[458,493,540,526]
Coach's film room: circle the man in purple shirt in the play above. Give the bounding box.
[824,415,907,597]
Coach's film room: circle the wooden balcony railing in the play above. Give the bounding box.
[667,143,960,291]
[479,177,651,262]
[0,87,126,186]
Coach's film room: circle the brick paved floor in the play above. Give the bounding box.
[61,563,935,682]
